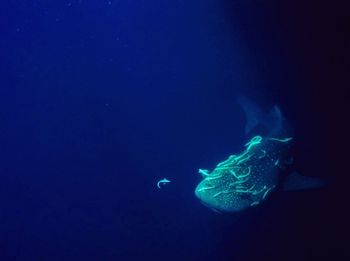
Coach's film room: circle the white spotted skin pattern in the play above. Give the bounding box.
[195,137,292,212]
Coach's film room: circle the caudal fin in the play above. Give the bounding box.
[237,96,263,134]
[237,96,284,136]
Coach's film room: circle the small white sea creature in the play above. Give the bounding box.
[157,178,171,189]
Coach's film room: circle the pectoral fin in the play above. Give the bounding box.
[282,172,326,191]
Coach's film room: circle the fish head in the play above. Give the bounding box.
[194,177,255,213]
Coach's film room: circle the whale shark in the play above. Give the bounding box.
[194,97,324,213]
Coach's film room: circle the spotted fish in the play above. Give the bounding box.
[195,97,324,213]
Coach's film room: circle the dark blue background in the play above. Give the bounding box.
[0,0,348,260]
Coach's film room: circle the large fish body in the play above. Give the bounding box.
[195,135,292,212]
[194,98,307,213]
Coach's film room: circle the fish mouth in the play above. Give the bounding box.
[195,187,222,213]
[199,200,223,213]
[194,186,202,199]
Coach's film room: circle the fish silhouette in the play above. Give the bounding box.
[157,178,171,189]
[195,97,324,213]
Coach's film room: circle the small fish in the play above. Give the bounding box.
[157,178,171,189]
[195,97,325,213]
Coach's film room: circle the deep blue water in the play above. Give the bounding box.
[0,0,348,260]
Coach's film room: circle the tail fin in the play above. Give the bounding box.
[237,96,284,136]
